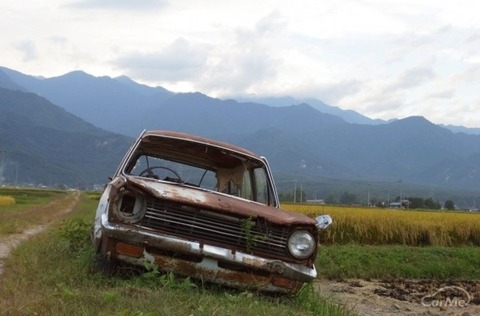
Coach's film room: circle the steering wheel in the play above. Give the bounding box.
[139,166,182,182]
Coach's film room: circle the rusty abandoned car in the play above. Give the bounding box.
[92,130,332,293]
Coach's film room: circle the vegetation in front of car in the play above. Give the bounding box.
[0,191,352,316]
[316,244,480,280]
[240,216,269,253]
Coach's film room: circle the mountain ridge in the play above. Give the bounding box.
[2,66,478,135]
[0,67,479,208]
[0,87,132,188]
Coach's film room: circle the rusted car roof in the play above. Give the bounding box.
[142,130,260,159]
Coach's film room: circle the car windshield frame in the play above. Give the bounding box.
[119,132,278,207]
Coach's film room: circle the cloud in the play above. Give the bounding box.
[110,11,287,95]
[337,65,438,120]
[68,0,168,11]
[13,41,38,61]
[253,11,288,37]
[457,64,480,83]
[425,89,455,100]
[465,33,480,44]
[287,80,364,105]
[195,12,286,96]
[113,38,208,82]
[200,50,279,96]
[385,66,436,92]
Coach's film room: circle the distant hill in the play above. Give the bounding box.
[0,87,133,188]
[440,124,480,135]
[0,70,26,92]
[0,67,174,136]
[3,66,477,135]
[233,95,385,125]
[1,67,480,208]
[235,116,480,188]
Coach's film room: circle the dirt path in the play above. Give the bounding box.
[317,278,480,316]
[0,190,81,275]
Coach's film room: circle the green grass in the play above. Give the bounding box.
[316,244,480,280]
[0,187,66,208]
[0,192,351,316]
[0,187,72,236]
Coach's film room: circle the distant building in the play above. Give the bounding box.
[389,200,411,209]
[306,199,326,205]
[389,202,402,208]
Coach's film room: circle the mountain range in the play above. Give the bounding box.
[0,66,479,207]
[0,86,132,188]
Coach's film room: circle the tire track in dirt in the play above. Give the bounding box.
[0,190,81,276]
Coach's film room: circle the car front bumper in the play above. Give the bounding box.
[98,214,317,293]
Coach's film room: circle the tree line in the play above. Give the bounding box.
[280,189,456,210]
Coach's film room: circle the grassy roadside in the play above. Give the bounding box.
[0,192,351,316]
[0,187,71,236]
[0,187,67,210]
[316,244,480,280]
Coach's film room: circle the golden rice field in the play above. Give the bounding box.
[283,203,480,247]
[0,195,16,207]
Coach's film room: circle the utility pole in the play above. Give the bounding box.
[367,188,370,207]
[14,162,19,187]
[293,181,297,203]
[300,184,303,203]
[0,150,5,185]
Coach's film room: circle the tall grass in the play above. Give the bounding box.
[283,204,480,247]
[0,188,73,236]
[0,195,15,207]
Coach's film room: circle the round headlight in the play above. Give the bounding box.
[288,230,316,259]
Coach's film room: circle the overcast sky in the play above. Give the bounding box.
[2,0,480,127]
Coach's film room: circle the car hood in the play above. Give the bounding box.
[125,175,316,227]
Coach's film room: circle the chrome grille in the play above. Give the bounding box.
[140,200,291,259]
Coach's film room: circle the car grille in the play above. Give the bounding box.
[140,200,293,260]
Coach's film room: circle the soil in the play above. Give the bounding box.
[317,278,480,316]
[0,191,80,275]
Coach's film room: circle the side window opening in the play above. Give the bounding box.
[253,167,270,205]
